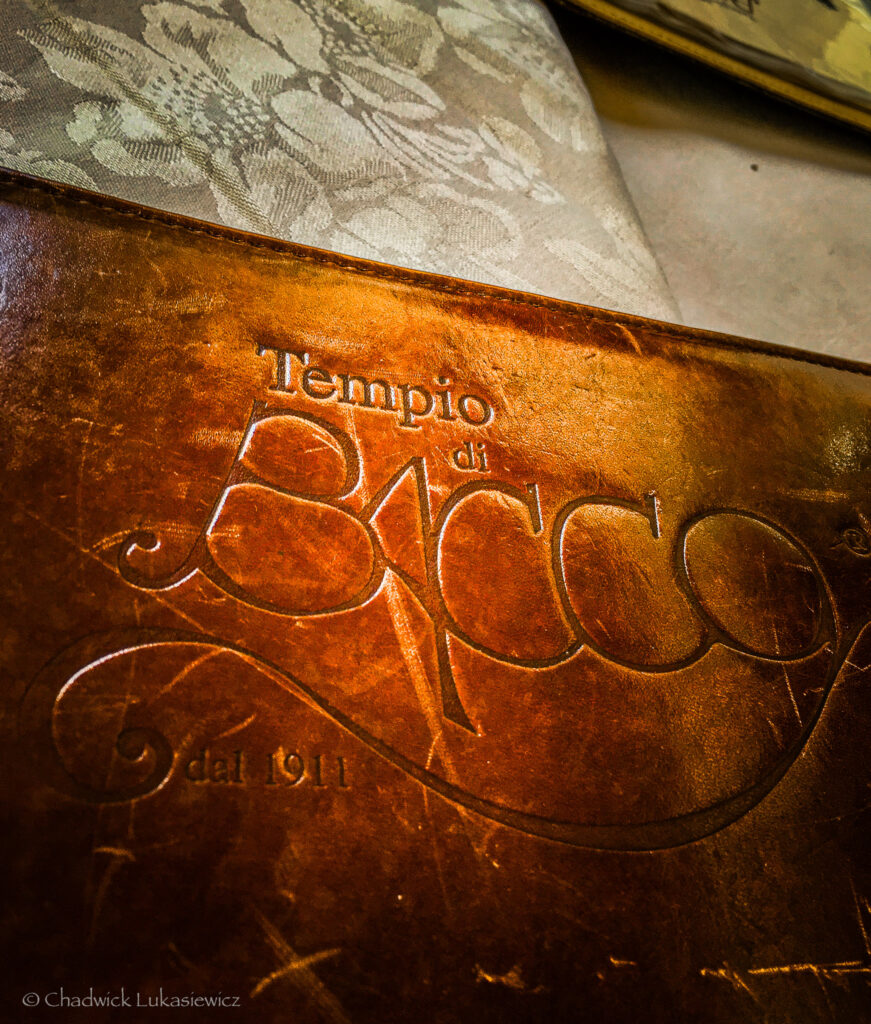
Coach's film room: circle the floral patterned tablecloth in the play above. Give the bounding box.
[0,0,678,320]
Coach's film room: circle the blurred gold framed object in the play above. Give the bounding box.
[557,0,871,132]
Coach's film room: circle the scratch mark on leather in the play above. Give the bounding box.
[616,323,642,356]
[155,649,224,699]
[345,409,466,789]
[748,961,870,977]
[699,965,766,1008]
[475,963,545,993]
[252,910,349,1022]
[608,956,638,968]
[702,888,871,1006]
[87,845,131,947]
[93,846,135,861]
[384,575,457,785]
[13,500,214,637]
[782,665,803,726]
[213,712,258,742]
[849,876,871,958]
[420,770,455,920]
[250,948,343,999]
[75,417,95,569]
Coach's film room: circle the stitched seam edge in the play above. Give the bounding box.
[3,170,869,380]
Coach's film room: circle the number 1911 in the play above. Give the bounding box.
[265,750,349,788]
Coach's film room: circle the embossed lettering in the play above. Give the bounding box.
[40,385,861,853]
[397,383,434,429]
[336,373,396,411]
[302,366,336,400]
[117,401,841,736]
[457,393,493,426]
[255,346,493,430]
[257,344,308,392]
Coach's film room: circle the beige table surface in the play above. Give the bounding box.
[552,5,871,362]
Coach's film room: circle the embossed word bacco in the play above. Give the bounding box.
[25,346,868,853]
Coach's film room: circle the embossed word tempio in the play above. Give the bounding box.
[258,344,494,429]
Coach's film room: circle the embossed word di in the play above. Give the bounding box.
[24,348,870,853]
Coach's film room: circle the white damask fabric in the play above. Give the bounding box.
[0,0,677,318]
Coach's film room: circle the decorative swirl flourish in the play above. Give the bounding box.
[18,620,871,851]
[19,631,175,804]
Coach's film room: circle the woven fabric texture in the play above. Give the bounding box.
[0,0,677,319]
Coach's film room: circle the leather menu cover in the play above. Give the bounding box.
[2,169,870,1022]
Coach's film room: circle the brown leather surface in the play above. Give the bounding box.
[1,168,870,1022]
